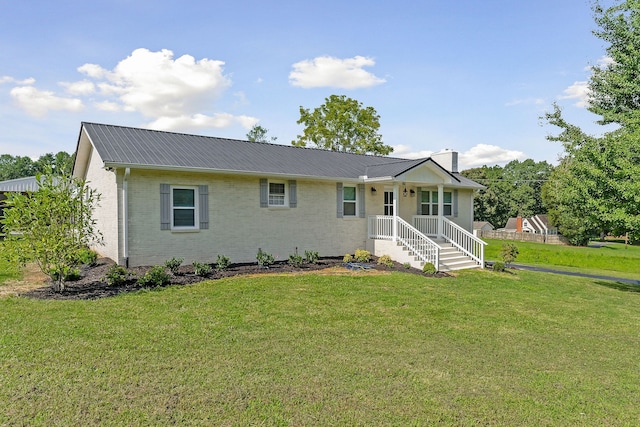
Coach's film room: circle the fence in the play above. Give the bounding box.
[478,230,569,245]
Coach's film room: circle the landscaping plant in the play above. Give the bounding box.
[138,266,170,287]
[377,254,394,268]
[192,261,212,277]
[164,257,184,275]
[215,255,231,272]
[354,249,371,262]
[500,243,519,266]
[103,264,134,286]
[256,248,275,268]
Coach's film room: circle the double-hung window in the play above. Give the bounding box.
[420,190,452,216]
[268,182,286,206]
[171,186,198,229]
[343,185,357,216]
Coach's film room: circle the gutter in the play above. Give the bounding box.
[123,167,130,267]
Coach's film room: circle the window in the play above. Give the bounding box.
[420,190,452,216]
[171,186,198,229]
[343,186,357,216]
[268,182,286,206]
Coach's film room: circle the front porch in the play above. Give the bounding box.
[366,215,486,272]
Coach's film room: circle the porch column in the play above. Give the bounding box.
[437,184,444,238]
[392,183,399,242]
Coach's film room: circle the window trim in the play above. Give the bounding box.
[267,180,288,208]
[170,185,199,230]
[420,190,453,217]
[342,185,358,217]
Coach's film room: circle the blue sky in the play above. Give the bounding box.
[0,0,612,169]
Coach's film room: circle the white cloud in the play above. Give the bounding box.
[394,143,523,169]
[146,113,258,132]
[559,81,590,108]
[505,98,545,107]
[1,76,35,85]
[289,55,386,89]
[95,101,121,112]
[60,79,95,95]
[10,86,83,117]
[585,55,614,71]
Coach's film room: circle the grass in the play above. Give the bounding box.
[0,242,21,283]
[1,269,640,425]
[484,238,640,280]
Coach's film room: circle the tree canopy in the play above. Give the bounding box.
[0,151,73,181]
[246,124,277,143]
[542,0,640,244]
[292,95,393,156]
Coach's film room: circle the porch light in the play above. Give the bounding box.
[403,186,408,197]
[410,189,416,197]
[371,187,377,194]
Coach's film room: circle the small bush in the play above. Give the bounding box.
[138,265,170,287]
[492,261,506,272]
[422,262,437,275]
[50,266,81,282]
[192,261,212,277]
[304,250,319,264]
[500,243,519,266]
[377,254,394,268]
[354,249,371,262]
[288,253,304,267]
[215,254,231,271]
[104,264,133,286]
[74,247,98,266]
[164,257,184,275]
[343,253,353,263]
[256,248,275,268]
[403,262,412,269]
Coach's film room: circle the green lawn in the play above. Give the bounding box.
[1,269,639,425]
[484,238,640,280]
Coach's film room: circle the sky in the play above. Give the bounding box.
[0,0,615,170]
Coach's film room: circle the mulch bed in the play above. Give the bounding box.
[22,257,449,301]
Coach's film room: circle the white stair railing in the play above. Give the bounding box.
[368,215,393,240]
[440,217,486,267]
[395,217,439,268]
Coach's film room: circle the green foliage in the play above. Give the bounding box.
[403,262,412,269]
[246,124,277,143]
[103,264,133,286]
[541,2,640,244]
[256,248,275,268]
[343,254,353,263]
[138,266,170,287]
[288,253,304,268]
[0,173,102,292]
[50,266,81,282]
[164,257,183,275]
[74,247,98,266]
[422,262,437,274]
[304,250,319,264]
[500,243,519,265]
[192,261,212,277]
[215,254,231,272]
[354,249,371,262]
[492,261,506,272]
[0,151,73,181]
[292,94,393,156]
[377,254,394,268]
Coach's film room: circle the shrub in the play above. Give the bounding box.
[422,262,437,275]
[192,261,212,277]
[50,266,81,282]
[377,254,394,268]
[256,248,275,268]
[343,253,353,263]
[354,249,371,262]
[164,257,184,275]
[74,247,98,266]
[500,243,519,266]
[288,253,304,268]
[103,264,133,286]
[215,254,231,271]
[138,265,170,287]
[304,250,319,264]
[403,262,412,269]
[492,261,506,272]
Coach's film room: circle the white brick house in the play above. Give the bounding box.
[72,123,486,270]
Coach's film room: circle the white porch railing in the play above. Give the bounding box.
[368,215,439,267]
[413,215,486,268]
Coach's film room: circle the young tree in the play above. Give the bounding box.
[292,94,393,156]
[542,0,640,244]
[1,173,102,292]
[246,124,277,143]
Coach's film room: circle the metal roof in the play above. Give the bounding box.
[80,122,483,187]
[0,176,39,192]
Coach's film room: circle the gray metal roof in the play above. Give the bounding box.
[80,122,482,187]
[0,176,39,192]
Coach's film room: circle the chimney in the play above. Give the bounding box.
[516,216,523,232]
[431,149,458,173]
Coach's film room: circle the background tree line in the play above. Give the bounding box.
[0,151,73,180]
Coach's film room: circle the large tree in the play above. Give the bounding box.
[246,124,277,143]
[292,94,393,155]
[0,151,73,181]
[542,0,640,244]
[1,173,102,292]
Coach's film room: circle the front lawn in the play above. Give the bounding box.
[483,238,640,280]
[1,269,639,425]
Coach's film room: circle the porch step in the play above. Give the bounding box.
[396,239,481,272]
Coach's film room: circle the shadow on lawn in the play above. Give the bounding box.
[593,280,640,294]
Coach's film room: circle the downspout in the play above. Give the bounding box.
[437,184,444,238]
[392,183,399,242]
[123,167,130,267]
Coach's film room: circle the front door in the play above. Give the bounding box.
[384,190,394,216]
